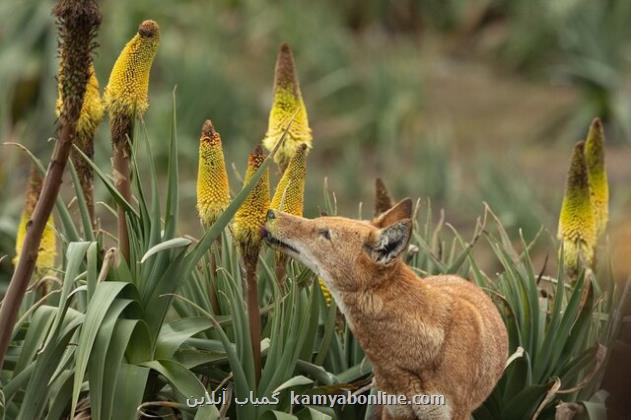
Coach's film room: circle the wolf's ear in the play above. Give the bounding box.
[366,218,412,265]
[372,198,413,228]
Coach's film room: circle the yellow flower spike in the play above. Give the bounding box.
[270,143,308,216]
[104,20,160,118]
[196,120,231,227]
[233,146,271,250]
[584,117,609,237]
[105,20,159,263]
[558,141,597,273]
[14,168,57,273]
[319,278,333,306]
[262,43,312,169]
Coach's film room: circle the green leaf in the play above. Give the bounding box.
[13,306,56,375]
[68,161,95,241]
[315,299,338,366]
[168,295,253,419]
[540,272,586,381]
[174,348,227,369]
[155,317,214,359]
[42,241,91,351]
[103,319,147,420]
[18,313,84,420]
[336,358,372,384]
[273,375,314,394]
[72,145,139,218]
[299,281,321,362]
[111,364,150,420]
[139,122,162,251]
[45,370,74,420]
[164,89,179,241]
[141,237,192,263]
[299,407,333,420]
[86,242,98,302]
[87,298,134,420]
[140,359,220,419]
[128,122,151,246]
[305,406,336,420]
[141,249,188,336]
[501,383,549,420]
[262,411,299,420]
[5,142,80,242]
[295,361,337,386]
[536,249,568,380]
[71,282,133,416]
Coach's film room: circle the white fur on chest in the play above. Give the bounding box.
[298,249,354,329]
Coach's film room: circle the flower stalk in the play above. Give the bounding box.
[232,146,270,383]
[196,119,230,313]
[104,19,160,263]
[0,0,101,368]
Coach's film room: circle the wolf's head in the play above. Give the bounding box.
[263,198,413,294]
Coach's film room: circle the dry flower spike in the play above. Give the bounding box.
[54,0,102,125]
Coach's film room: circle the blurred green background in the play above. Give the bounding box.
[2,0,631,285]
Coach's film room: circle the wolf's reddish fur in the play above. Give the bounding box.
[264,199,508,419]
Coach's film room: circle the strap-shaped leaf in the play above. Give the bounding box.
[70,282,135,416]
[141,237,192,263]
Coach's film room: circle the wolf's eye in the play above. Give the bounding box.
[318,229,331,240]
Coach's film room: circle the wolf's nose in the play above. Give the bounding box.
[266,209,275,220]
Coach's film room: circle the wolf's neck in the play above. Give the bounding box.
[335,262,446,373]
[332,261,432,326]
